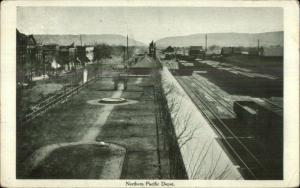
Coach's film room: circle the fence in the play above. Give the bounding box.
[21,75,98,124]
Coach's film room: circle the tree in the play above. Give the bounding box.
[93,44,113,61]
[208,45,220,51]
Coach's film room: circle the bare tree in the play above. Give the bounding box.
[159,71,239,180]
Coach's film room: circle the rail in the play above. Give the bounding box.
[190,75,235,115]
[177,77,268,179]
[22,75,98,124]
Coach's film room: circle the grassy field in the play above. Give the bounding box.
[29,144,111,179]
[17,79,114,174]
[17,75,170,179]
[96,87,170,179]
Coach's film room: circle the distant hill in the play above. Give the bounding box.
[156,31,283,47]
[33,34,145,46]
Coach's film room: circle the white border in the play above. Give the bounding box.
[1,0,299,187]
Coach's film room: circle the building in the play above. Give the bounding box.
[221,47,233,56]
[206,48,222,55]
[221,47,263,56]
[232,47,242,54]
[130,56,157,75]
[189,46,205,59]
[163,46,175,60]
[58,46,70,69]
[85,46,94,62]
[76,46,90,66]
[262,46,283,57]
[17,29,38,83]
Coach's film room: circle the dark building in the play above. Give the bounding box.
[40,44,59,76]
[222,46,264,56]
[221,47,233,56]
[221,47,242,55]
[189,46,206,59]
[58,43,77,71]
[16,29,38,83]
[76,46,89,66]
[240,47,263,56]
[130,56,156,75]
[232,47,242,54]
[262,46,283,57]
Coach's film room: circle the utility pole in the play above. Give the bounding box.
[126,35,129,60]
[80,35,82,46]
[123,46,126,63]
[257,39,260,56]
[205,34,207,52]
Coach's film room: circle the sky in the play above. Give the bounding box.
[17,7,283,43]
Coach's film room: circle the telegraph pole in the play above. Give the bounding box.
[80,35,82,46]
[205,34,207,52]
[258,39,260,56]
[126,35,129,60]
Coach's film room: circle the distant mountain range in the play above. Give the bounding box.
[33,34,145,46]
[155,31,283,47]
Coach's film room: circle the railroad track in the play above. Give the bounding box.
[177,77,268,179]
[262,98,283,112]
[191,74,283,116]
[189,75,235,115]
